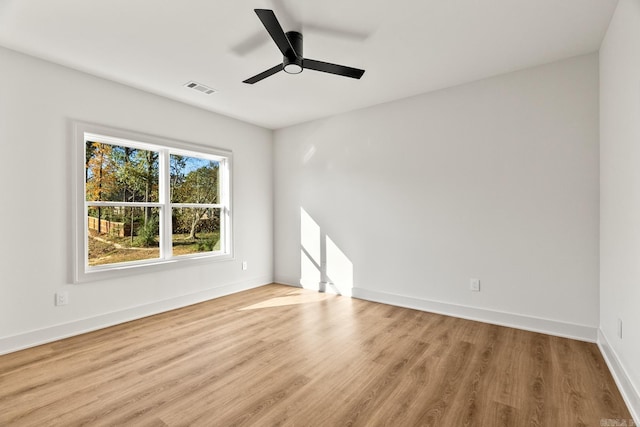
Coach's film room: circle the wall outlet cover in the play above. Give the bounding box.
[55,291,69,306]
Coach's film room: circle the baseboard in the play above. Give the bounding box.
[274,277,347,295]
[274,275,303,288]
[0,275,272,356]
[351,287,597,342]
[597,329,640,424]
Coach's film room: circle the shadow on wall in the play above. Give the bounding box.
[300,207,353,296]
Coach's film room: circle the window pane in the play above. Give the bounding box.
[87,206,160,266]
[170,155,219,204]
[172,207,221,255]
[86,141,159,202]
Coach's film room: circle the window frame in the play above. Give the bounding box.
[73,121,233,283]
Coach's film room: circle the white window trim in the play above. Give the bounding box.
[73,121,233,283]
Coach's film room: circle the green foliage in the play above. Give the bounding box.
[86,142,159,203]
[173,163,218,203]
[171,161,219,239]
[86,144,221,248]
[108,224,123,238]
[197,237,218,252]
[134,220,158,248]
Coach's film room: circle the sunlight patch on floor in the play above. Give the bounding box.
[238,290,334,310]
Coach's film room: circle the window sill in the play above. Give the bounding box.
[76,253,234,283]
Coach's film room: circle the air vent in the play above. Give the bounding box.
[183,81,216,95]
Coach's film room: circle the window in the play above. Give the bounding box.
[74,122,232,282]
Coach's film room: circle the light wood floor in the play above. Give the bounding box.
[0,284,632,426]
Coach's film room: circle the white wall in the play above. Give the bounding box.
[0,46,273,352]
[599,0,640,419]
[274,54,600,339]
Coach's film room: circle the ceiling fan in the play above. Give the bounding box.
[243,9,366,84]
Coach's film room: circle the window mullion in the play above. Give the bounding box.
[219,158,226,253]
[170,203,223,209]
[221,158,230,253]
[159,149,172,259]
[86,201,163,208]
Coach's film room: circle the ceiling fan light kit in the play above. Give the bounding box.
[243,9,365,84]
[283,31,303,74]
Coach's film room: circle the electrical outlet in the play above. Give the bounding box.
[618,318,623,339]
[470,278,480,292]
[55,291,69,306]
[242,261,248,271]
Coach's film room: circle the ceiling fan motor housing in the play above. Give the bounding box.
[243,10,365,84]
[284,31,303,74]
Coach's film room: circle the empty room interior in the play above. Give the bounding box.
[1,0,639,425]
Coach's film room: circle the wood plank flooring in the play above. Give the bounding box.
[0,284,632,426]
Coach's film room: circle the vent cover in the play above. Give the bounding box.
[184,81,216,95]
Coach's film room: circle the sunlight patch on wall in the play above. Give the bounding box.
[299,207,353,296]
[326,235,353,297]
[303,145,316,164]
[301,207,320,264]
[301,248,321,290]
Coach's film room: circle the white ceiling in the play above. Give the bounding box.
[0,0,618,129]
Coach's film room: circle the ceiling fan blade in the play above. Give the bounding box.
[303,58,365,79]
[243,64,283,84]
[254,9,297,58]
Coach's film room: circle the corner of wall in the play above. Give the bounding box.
[597,329,640,424]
